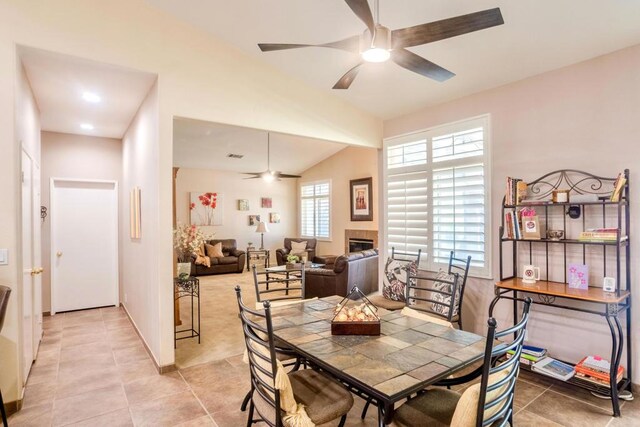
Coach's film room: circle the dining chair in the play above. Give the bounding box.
[392,297,533,427]
[368,247,422,311]
[405,268,461,326]
[447,251,472,329]
[252,264,305,306]
[235,286,354,427]
[0,286,11,427]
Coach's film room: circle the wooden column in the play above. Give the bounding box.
[173,167,181,326]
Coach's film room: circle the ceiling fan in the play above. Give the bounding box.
[243,133,301,182]
[258,0,504,89]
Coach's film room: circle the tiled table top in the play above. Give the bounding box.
[269,296,486,402]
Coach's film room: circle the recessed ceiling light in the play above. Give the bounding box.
[80,123,94,130]
[82,92,101,103]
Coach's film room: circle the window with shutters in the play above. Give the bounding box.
[300,180,331,240]
[383,115,491,278]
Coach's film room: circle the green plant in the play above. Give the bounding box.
[286,254,300,264]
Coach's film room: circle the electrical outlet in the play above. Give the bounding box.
[524,329,529,342]
[124,293,128,303]
[0,249,7,265]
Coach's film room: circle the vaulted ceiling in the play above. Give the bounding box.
[147,0,640,120]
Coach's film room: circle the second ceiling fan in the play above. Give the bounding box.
[258,0,504,89]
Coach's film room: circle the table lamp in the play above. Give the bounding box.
[255,221,269,249]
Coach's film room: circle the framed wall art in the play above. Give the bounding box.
[350,177,373,221]
[190,192,223,226]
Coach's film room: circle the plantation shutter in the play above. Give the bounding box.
[301,181,330,239]
[386,170,429,257]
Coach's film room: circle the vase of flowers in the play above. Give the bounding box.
[173,223,211,279]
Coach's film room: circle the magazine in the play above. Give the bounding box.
[532,357,575,381]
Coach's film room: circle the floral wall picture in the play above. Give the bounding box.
[261,197,272,208]
[269,212,281,224]
[249,215,260,226]
[190,192,223,226]
[237,199,249,211]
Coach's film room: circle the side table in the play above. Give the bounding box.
[174,276,200,348]
[246,248,270,271]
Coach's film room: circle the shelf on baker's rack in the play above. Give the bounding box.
[495,278,630,304]
[504,200,627,208]
[500,237,628,246]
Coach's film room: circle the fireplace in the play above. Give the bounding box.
[348,238,374,253]
[344,229,378,253]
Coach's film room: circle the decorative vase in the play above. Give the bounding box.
[177,262,191,278]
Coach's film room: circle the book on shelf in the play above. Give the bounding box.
[532,357,576,381]
[574,372,622,389]
[579,230,618,242]
[503,209,522,240]
[507,350,546,365]
[505,177,526,206]
[575,356,624,383]
[522,345,547,358]
[610,172,626,202]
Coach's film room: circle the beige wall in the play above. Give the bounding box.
[0,0,382,399]
[176,169,297,262]
[40,132,122,313]
[299,146,380,256]
[120,81,162,365]
[384,44,640,382]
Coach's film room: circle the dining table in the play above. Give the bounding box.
[267,295,488,426]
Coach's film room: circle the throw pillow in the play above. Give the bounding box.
[430,269,460,317]
[193,244,211,268]
[381,257,417,302]
[290,240,307,257]
[206,242,224,258]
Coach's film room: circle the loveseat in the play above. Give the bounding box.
[191,239,245,276]
[276,238,318,265]
[304,249,378,298]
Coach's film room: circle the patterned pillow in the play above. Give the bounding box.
[382,257,417,302]
[431,269,460,317]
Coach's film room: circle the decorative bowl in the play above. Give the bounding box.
[547,230,565,241]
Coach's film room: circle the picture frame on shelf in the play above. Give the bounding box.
[350,177,373,221]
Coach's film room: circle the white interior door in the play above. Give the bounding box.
[32,161,42,353]
[51,179,118,313]
[21,150,34,381]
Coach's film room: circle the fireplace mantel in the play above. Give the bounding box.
[345,229,378,253]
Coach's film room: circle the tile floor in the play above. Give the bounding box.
[9,304,640,426]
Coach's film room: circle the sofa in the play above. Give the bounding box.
[304,249,378,298]
[191,239,245,276]
[276,238,318,265]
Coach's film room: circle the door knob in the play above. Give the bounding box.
[37,268,44,274]
[30,269,38,276]
[56,251,63,257]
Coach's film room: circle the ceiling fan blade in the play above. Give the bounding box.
[392,7,504,49]
[258,35,360,54]
[243,176,261,180]
[242,172,265,175]
[391,49,455,82]
[345,0,375,35]
[278,173,302,178]
[333,62,364,89]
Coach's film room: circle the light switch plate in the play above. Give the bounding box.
[0,249,7,265]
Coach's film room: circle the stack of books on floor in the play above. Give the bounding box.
[507,345,547,366]
[531,356,576,381]
[574,356,623,388]
[578,228,619,242]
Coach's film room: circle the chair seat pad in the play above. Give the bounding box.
[393,388,461,427]
[289,369,354,425]
[368,295,405,311]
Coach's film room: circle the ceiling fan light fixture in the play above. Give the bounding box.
[360,25,391,63]
[261,170,276,182]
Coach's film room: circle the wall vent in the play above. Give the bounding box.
[226,153,244,159]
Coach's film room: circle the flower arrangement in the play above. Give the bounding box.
[173,223,211,262]
[286,254,300,264]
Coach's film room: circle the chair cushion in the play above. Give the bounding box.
[382,257,417,302]
[431,269,460,317]
[401,307,454,328]
[394,388,461,427]
[218,256,238,265]
[289,369,354,425]
[206,242,224,258]
[450,368,510,426]
[368,294,405,311]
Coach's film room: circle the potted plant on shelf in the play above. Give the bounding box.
[286,254,300,270]
[173,223,211,280]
